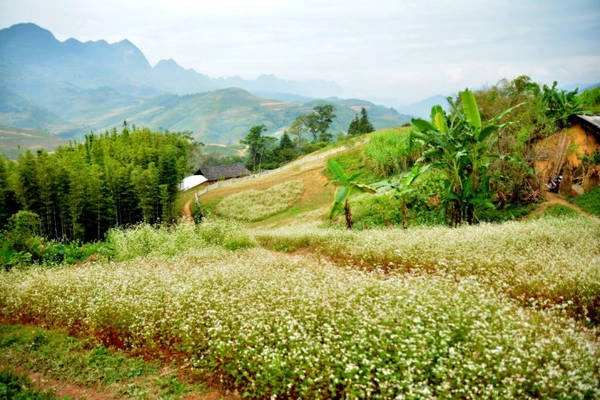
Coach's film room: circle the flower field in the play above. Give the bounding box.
[1,216,599,398]
[215,180,305,221]
[256,215,600,323]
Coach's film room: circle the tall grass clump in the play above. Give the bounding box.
[106,221,255,261]
[256,216,600,323]
[571,186,600,217]
[216,180,304,221]
[0,250,597,399]
[363,128,421,177]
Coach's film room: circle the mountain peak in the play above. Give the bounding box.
[155,58,180,68]
[0,22,57,44]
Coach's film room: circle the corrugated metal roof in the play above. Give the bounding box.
[195,163,250,181]
[571,114,600,136]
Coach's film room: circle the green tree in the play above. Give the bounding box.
[305,104,336,142]
[131,163,160,223]
[347,115,360,135]
[327,159,375,229]
[274,132,296,163]
[286,117,307,146]
[348,107,374,135]
[241,125,276,171]
[359,107,374,134]
[541,81,586,129]
[412,89,521,226]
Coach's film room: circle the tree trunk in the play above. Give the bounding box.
[401,200,408,229]
[344,199,353,229]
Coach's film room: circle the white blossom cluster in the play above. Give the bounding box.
[1,240,598,398]
[255,217,600,321]
[216,180,305,221]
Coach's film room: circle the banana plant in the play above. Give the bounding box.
[327,159,375,229]
[411,89,522,226]
[371,163,430,229]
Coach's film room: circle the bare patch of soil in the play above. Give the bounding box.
[26,371,116,400]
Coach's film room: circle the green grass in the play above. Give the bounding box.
[215,180,305,221]
[362,127,419,177]
[571,186,600,217]
[0,325,207,399]
[0,369,62,399]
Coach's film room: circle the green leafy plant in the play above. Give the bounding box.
[411,90,522,226]
[327,159,375,229]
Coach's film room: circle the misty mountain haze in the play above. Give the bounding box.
[0,22,412,145]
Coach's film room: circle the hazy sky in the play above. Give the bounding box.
[1,0,599,104]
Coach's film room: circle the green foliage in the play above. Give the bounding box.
[216,180,305,222]
[578,85,600,113]
[364,127,421,177]
[241,124,277,171]
[294,104,336,142]
[2,127,192,242]
[0,325,204,397]
[351,173,446,229]
[190,200,204,224]
[537,204,581,219]
[541,81,586,129]
[327,159,375,229]
[0,369,59,400]
[570,186,600,217]
[347,107,374,135]
[412,89,520,226]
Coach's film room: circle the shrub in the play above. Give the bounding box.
[215,180,304,221]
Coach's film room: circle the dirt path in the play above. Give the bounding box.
[183,199,194,224]
[26,370,235,400]
[27,371,115,400]
[525,192,600,223]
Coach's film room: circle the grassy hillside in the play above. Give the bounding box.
[0,125,68,159]
[1,84,412,151]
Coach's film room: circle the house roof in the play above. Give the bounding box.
[570,114,600,137]
[179,175,208,191]
[195,163,250,181]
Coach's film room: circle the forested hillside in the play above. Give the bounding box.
[0,127,191,242]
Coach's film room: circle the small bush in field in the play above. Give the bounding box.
[216,180,304,221]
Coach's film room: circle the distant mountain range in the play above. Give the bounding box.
[0,22,411,147]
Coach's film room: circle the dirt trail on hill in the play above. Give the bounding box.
[183,199,194,224]
[525,192,600,223]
